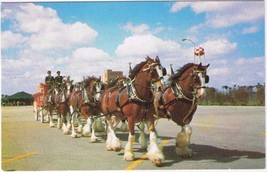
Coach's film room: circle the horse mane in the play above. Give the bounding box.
[83,76,97,87]
[106,77,120,88]
[169,63,195,83]
[128,59,149,79]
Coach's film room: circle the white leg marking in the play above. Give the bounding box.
[123,134,135,161]
[147,131,164,166]
[106,119,121,151]
[176,125,193,158]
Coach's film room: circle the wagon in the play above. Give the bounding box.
[32,83,49,123]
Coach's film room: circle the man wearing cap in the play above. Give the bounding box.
[45,71,54,89]
[55,71,63,88]
[45,70,54,104]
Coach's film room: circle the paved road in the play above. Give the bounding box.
[1,106,265,170]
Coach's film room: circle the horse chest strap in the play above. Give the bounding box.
[115,86,126,111]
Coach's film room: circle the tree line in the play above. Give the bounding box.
[199,83,265,106]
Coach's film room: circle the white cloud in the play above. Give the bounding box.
[4,3,98,52]
[123,22,150,35]
[200,39,237,58]
[170,1,264,28]
[1,31,27,49]
[170,2,191,13]
[242,26,260,34]
[115,34,182,58]
[207,56,265,88]
[122,22,166,35]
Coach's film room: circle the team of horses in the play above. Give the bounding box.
[37,56,210,166]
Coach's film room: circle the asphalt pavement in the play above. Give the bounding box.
[1,106,265,171]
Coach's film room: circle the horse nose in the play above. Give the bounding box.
[197,89,206,99]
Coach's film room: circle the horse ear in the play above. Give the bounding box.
[155,56,160,62]
[198,62,202,67]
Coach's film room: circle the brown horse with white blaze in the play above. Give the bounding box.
[68,76,104,142]
[154,62,210,158]
[100,56,166,166]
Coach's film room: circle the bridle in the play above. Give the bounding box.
[159,68,209,124]
[128,60,166,103]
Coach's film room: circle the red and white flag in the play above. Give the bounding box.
[194,47,205,56]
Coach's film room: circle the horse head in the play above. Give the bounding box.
[141,56,167,91]
[65,79,73,98]
[191,63,210,99]
[83,76,104,102]
[171,63,210,100]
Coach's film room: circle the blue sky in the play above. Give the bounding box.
[1,1,265,95]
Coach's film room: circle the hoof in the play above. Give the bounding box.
[63,131,69,135]
[153,159,163,167]
[113,147,121,152]
[106,147,113,151]
[82,132,90,137]
[90,137,97,143]
[77,125,83,133]
[176,147,192,158]
[124,152,134,161]
[49,124,55,128]
[71,133,81,138]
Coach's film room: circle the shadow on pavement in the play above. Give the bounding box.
[162,143,265,167]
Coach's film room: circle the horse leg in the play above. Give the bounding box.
[82,117,92,137]
[176,125,193,158]
[66,112,71,130]
[123,117,135,161]
[90,118,98,143]
[138,121,147,149]
[70,106,79,138]
[146,121,164,166]
[57,112,62,129]
[49,109,55,128]
[76,113,83,134]
[105,116,121,151]
[62,110,70,135]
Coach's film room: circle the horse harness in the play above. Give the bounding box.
[158,68,207,124]
[105,77,154,117]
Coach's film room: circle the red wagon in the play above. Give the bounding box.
[32,83,49,123]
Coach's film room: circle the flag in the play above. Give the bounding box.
[194,47,205,56]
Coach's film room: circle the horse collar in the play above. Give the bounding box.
[127,78,153,103]
[171,83,196,102]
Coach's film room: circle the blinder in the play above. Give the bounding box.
[162,67,167,76]
[205,75,210,83]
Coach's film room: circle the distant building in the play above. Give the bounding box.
[102,69,123,83]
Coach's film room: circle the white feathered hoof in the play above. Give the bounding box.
[90,136,98,143]
[71,132,81,138]
[62,124,70,135]
[111,138,121,152]
[147,151,164,167]
[106,144,113,151]
[49,123,55,128]
[153,158,164,167]
[77,125,83,133]
[63,130,70,135]
[82,131,90,137]
[123,152,134,161]
[176,147,192,158]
